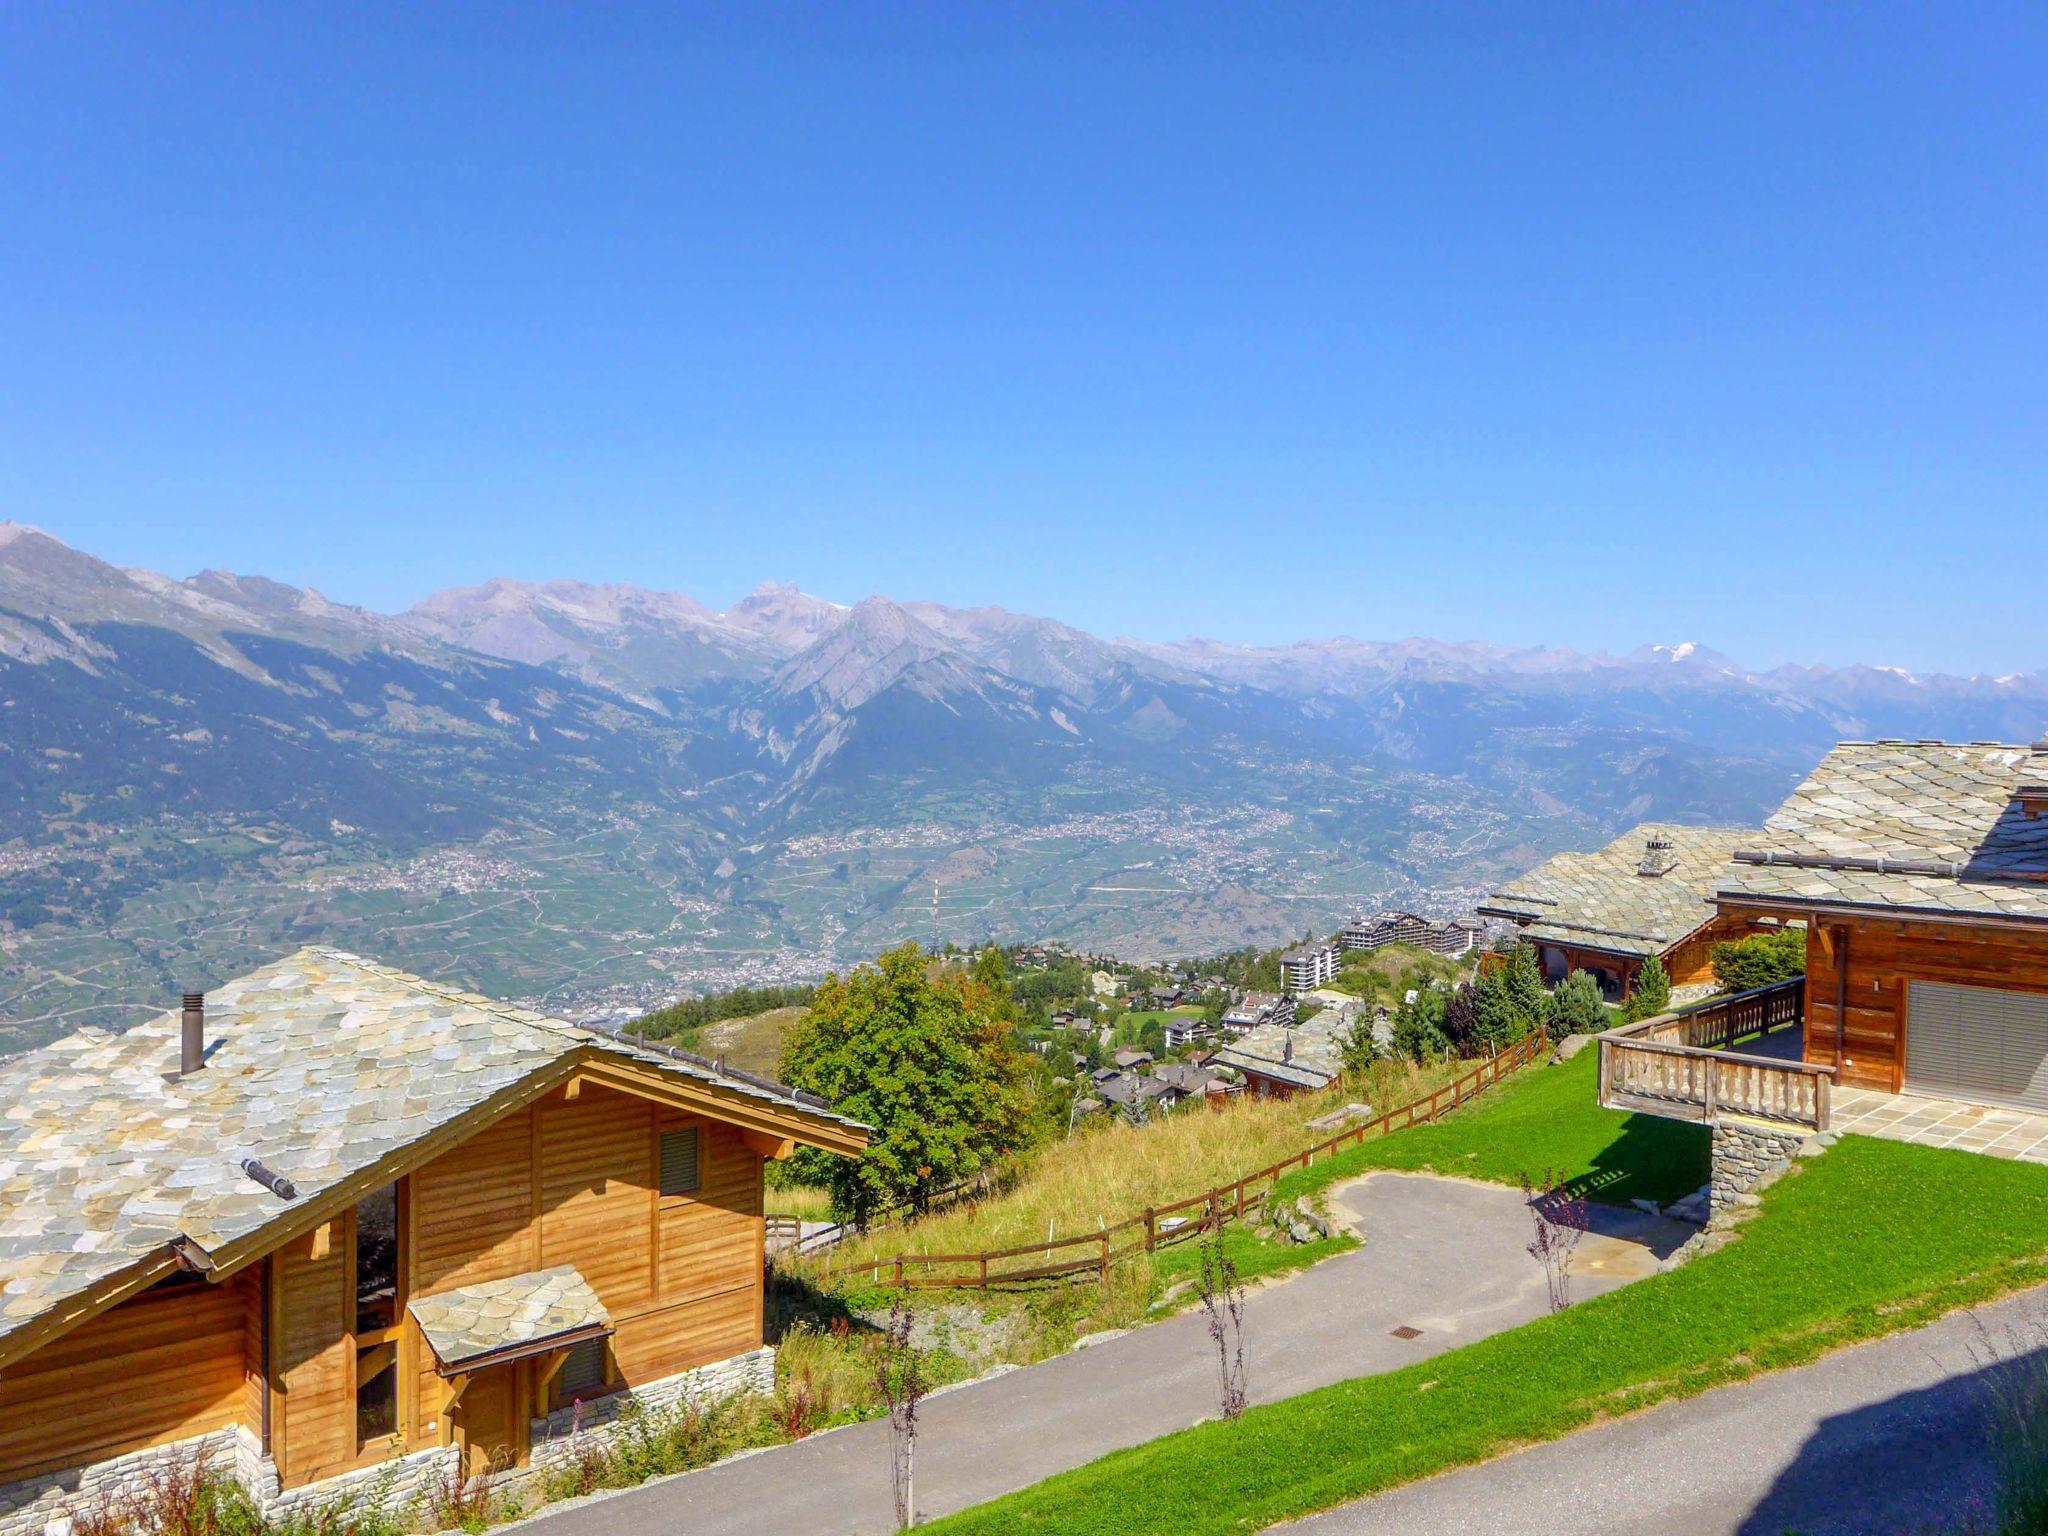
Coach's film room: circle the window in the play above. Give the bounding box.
[352,1182,400,1447]
[659,1128,700,1196]
[354,1183,398,1331]
[558,1337,608,1401]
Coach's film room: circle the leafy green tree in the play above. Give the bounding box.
[1470,966,1524,1053]
[1338,1011,1380,1073]
[780,942,1034,1223]
[1622,954,1673,1023]
[1711,928,1808,993]
[1549,969,1609,1036]
[972,945,1009,988]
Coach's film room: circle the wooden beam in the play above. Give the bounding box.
[440,1372,471,1446]
[739,1130,796,1161]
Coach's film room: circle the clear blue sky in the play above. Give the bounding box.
[2,5,2042,673]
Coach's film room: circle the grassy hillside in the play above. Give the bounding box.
[814,1052,1465,1276]
[696,1004,806,1077]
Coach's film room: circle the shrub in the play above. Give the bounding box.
[1620,954,1671,1023]
[1711,928,1807,993]
[1547,970,1608,1036]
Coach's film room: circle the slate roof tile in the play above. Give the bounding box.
[1478,823,1756,959]
[1719,741,2048,921]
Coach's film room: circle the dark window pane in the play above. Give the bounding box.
[356,1342,397,1443]
[354,1183,398,1332]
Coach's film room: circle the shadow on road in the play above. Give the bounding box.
[1736,1337,2046,1536]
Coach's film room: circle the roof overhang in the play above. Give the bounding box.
[1716,891,2048,933]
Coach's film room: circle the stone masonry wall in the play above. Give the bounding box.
[527,1346,776,1480]
[0,1429,242,1536]
[1709,1118,1811,1212]
[0,1347,774,1536]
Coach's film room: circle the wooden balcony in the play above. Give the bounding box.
[1596,977,1835,1132]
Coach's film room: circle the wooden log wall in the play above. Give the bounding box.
[0,1273,257,1485]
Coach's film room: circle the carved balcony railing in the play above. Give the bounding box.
[1596,977,1833,1132]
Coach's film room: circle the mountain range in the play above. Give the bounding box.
[2,518,2043,1051]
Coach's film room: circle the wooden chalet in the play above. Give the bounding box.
[1477,823,1773,999]
[1715,739,2048,1101]
[0,949,866,1532]
[1599,740,2048,1136]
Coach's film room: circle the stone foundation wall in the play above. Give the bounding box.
[0,1430,243,1536]
[1709,1118,1811,1211]
[262,1445,457,1524]
[528,1345,777,1478]
[0,1348,775,1536]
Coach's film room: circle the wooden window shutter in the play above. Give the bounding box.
[659,1127,700,1195]
[558,1337,608,1400]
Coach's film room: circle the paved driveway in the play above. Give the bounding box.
[515,1172,1689,1536]
[1286,1284,2048,1536]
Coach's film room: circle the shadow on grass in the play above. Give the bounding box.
[1563,1109,1710,1209]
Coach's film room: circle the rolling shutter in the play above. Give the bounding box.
[659,1127,700,1195]
[557,1336,608,1400]
[1906,981,2048,1112]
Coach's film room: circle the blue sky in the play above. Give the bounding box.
[1,5,2042,673]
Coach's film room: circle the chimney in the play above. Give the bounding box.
[180,992,205,1075]
[1637,836,1678,878]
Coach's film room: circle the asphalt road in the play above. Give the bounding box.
[1286,1284,2048,1536]
[514,1172,1688,1536]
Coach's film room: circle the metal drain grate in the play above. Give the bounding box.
[1390,1325,1423,1340]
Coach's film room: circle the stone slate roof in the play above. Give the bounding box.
[410,1263,610,1372]
[1211,1002,1356,1092]
[1718,740,2048,922]
[1478,823,1757,959]
[0,947,865,1358]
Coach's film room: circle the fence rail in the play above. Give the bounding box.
[1597,977,1832,1131]
[791,1028,1553,1292]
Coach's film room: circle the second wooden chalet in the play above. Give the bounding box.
[1478,822,1772,999]
[0,949,866,1534]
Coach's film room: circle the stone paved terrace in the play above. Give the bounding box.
[1830,1086,2048,1163]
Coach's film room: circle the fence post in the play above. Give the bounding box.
[979,1254,988,1286]
[893,1257,904,1287]
[1098,1232,1110,1281]
[1143,1207,1156,1251]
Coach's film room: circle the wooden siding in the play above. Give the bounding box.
[272,1219,354,1487]
[398,1080,766,1448]
[412,1111,538,1293]
[539,1091,655,1311]
[1803,916,2048,1091]
[0,1274,255,1485]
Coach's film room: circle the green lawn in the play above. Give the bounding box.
[929,1134,2048,1536]
[1276,1046,1711,1208]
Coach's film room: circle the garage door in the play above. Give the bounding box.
[1906,981,2048,1111]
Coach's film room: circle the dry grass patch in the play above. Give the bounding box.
[813,1054,1463,1274]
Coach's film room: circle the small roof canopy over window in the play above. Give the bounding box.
[408,1264,612,1375]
